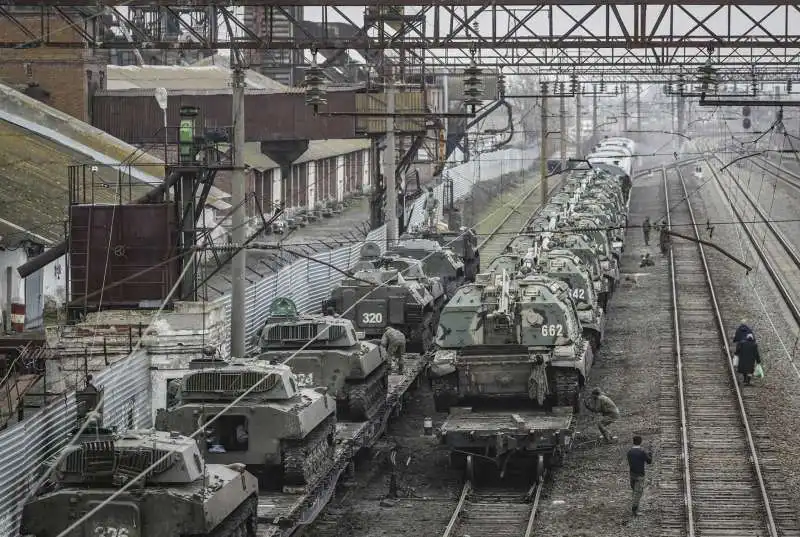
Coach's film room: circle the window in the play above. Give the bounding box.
[204,415,249,453]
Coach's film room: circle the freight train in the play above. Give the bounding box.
[431,138,636,481]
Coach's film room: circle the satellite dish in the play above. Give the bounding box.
[154,87,168,111]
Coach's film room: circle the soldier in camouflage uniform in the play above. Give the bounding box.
[381,326,406,374]
[584,387,620,442]
[423,187,439,231]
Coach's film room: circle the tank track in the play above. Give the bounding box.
[342,363,389,421]
[552,367,582,412]
[281,415,336,488]
[431,374,459,412]
[200,495,258,537]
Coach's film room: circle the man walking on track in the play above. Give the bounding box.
[627,435,653,516]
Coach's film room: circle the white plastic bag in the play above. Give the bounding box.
[732,354,739,367]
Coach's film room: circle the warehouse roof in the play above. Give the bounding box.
[106,65,291,93]
[0,83,230,247]
[225,139,372,172]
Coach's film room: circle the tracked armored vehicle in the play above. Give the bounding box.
[401,227,480,282]
[257,297,389,421]
[389,238,466,297]
[430,270,592,412]
[537,250,605,349]
[157,361,336,491]
[21,429,259,537]
[325,251,444,353]
[557,232,614,309]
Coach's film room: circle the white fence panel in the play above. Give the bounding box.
[0,394,77,536]
[94,352,151,431]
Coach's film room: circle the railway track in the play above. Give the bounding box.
[442,475,543,537]
[477,174,563,263]
[702,158,800,327]
[660,165,800,537]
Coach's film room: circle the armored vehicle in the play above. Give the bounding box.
[257,297,389,421]
[537,250,605,349]
[430,271,592,412]
[571,206,625,258]
[324,252,445,353]
[21,429,259,537]
[157,361,336,491]
[388,238,466,297]
[401,227,480,282]
[558,232,614,310]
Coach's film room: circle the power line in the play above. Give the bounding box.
[51,170,546,537]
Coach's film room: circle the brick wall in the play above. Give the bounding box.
[0,13,107,122]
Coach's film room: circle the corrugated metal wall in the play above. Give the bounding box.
[0,395,77,536]
[0,146,532,536]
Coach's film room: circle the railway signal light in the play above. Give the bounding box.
[743,117,751,130]
[742,106,751,117]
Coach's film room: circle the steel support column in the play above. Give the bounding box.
[230,66,247,358]
[560,92,567,170]
[540,82,548,208]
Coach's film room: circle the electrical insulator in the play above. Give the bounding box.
[303,62,327,113]
[777,108,784,122]
[463,60,484,113]
[787,80,793,93]
[742,105,751,117]
[497,73,506,98]
[569,74,577,94]
[599,80,605,93]
[559,81,565,95]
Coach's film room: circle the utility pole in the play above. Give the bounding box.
[384,79,398,247]
[540,82,548,207]
[559,90,566,170]
[592,86,598,138]
[636,82,642,131]
[575,88,582,158]
[230,65,247,358]
[622,84,628,133]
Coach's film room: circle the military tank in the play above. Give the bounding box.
[157,361,336,491]
[388,238,466,298]
[401,227,480,282]
[430,270,592,412]
[537,250,605,349]
[557,232,615,310]
[324,249,445,353]
[256,297,389,421]
[20,429,259,537]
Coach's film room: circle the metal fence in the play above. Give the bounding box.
[215,146,534,356]
[0,395,77,536]
[0,146,534,536]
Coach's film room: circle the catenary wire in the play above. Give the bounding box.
[25,192,254,506]
[53,165,551,537]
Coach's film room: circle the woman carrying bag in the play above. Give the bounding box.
[734,333,762,385]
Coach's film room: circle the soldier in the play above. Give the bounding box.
[584,387,620,442]
[642,216,651,246]
[639,252,654,267]
[423,187,439,231]
[659,223,670,256]
[627,435,653,516]
[381,326,407,374]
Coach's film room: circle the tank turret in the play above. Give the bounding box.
[157,361,336,491]
[257,297,389,421]
[399,227,480,282]
[430,271,592,412]
[388,238,466,297]
[324,253,445,353]
[559,232,616,309]
[21,430,259,537]
[537,249,605,349]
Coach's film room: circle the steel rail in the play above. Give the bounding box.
[669,165,779,537]
[477,173,564,252]
[663,165,696,537]
[441,478,544,537]
[751,155,800,193]
[704,157,800,327]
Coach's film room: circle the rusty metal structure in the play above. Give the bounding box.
[1,2,800,79]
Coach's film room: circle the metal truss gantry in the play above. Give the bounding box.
[2,1,800,78]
